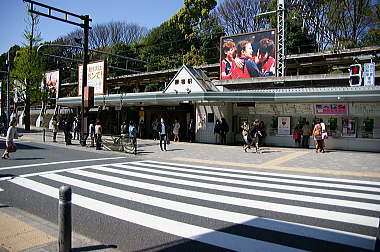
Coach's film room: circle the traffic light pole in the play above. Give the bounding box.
[80,16,90,146]
[23,0,91,146]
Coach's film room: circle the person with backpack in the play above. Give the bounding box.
[312,121,324,153]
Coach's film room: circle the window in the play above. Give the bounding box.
[188,79,192,84]
[175,80,179,85]
[181,79,186,84]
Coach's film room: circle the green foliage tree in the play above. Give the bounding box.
[139,0,219,70]
[11,47,44,130]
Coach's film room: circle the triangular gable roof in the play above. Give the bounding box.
[164,65,219,94]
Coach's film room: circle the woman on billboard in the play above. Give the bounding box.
[231,40,265,79]
[221,41,237,80]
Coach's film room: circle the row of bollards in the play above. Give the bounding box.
[59,185,71,252]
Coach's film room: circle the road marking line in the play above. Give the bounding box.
[260,151,309,166]
[145,160,380,186]
[0,157,127,171]
[11,177,303,252]
[173,157,380,178]
[135,162,380,193]
[41,172,375,250]
[82,166,379,227]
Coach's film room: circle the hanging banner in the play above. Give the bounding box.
[277,116,290,135]
[315,104,348,115]
[78,60,106,96]
[42,70,60,99]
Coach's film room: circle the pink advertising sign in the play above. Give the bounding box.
[315,104,348,115]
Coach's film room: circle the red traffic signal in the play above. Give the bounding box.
[349,64,362,86]
[351,66,359,75]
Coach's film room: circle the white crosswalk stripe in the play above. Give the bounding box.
[9,160,380,251]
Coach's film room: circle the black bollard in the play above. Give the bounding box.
[59,185,72,252]
[43,129,46,142]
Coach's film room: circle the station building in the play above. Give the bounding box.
[57,46,380,152]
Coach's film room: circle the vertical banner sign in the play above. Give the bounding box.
[363,63,375,86]
[277,116,290,135]
[42,70,60,99]
[78,60,106,96]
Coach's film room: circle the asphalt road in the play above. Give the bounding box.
[1,137,380,251]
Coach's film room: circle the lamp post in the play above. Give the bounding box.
[23,0,91,146]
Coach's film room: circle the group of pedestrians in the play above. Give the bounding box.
[292,119,328,152]
[151,117,195,144]
[292,121,312,148]
[214,118,229,145]
[240,119,265,153]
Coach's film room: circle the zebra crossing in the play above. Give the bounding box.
[9,160,380,251]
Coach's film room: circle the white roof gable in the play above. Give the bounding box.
[164,65,218,94]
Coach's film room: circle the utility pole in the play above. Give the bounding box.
[277,0,285,78]
[6,51,10,130]
[23,0,91,146]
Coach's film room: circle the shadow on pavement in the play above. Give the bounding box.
[72,244,118,251]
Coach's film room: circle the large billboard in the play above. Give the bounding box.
[78,60,106,96]
[220,29,276,80]
[42,70,60,99]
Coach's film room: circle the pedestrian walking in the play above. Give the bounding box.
[2,118,22,159]
[95,120,102,150]
[302,121,311,148]
[158,118,168,151]
[51,116,58,142]
[258,121,266,147]
[312,120,324,153]
[88,120,95,147]
[72,116,80,140]
[320,119,328,150]
[241,121,251,152]
[187,118,195,142]
[129,121,137,154]
[220,118,229,145]
[173,119,180,142]
[214,119,221,144]
[63,118,72,145]
[120,121,128,136]
[152,118,158,140]
[138,120,145,139]
[249,119,262,153]
[293,124,302,147]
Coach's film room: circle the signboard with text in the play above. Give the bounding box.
[363,62,375,86]
[78,60,106,96]
[315,104,348,115]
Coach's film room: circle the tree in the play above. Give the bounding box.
[11,47,44,119]
[18,4,43,131]
[215,0,271,36]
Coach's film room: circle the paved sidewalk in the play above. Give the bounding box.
[1,128,380,251]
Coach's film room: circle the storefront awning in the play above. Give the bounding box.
[57,86,380,108]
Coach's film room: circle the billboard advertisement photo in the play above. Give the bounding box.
[43,70,60,99]
[220,29,276,80]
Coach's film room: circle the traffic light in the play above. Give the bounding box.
[349,64,362,86]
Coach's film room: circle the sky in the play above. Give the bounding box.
[0,0,220,55]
